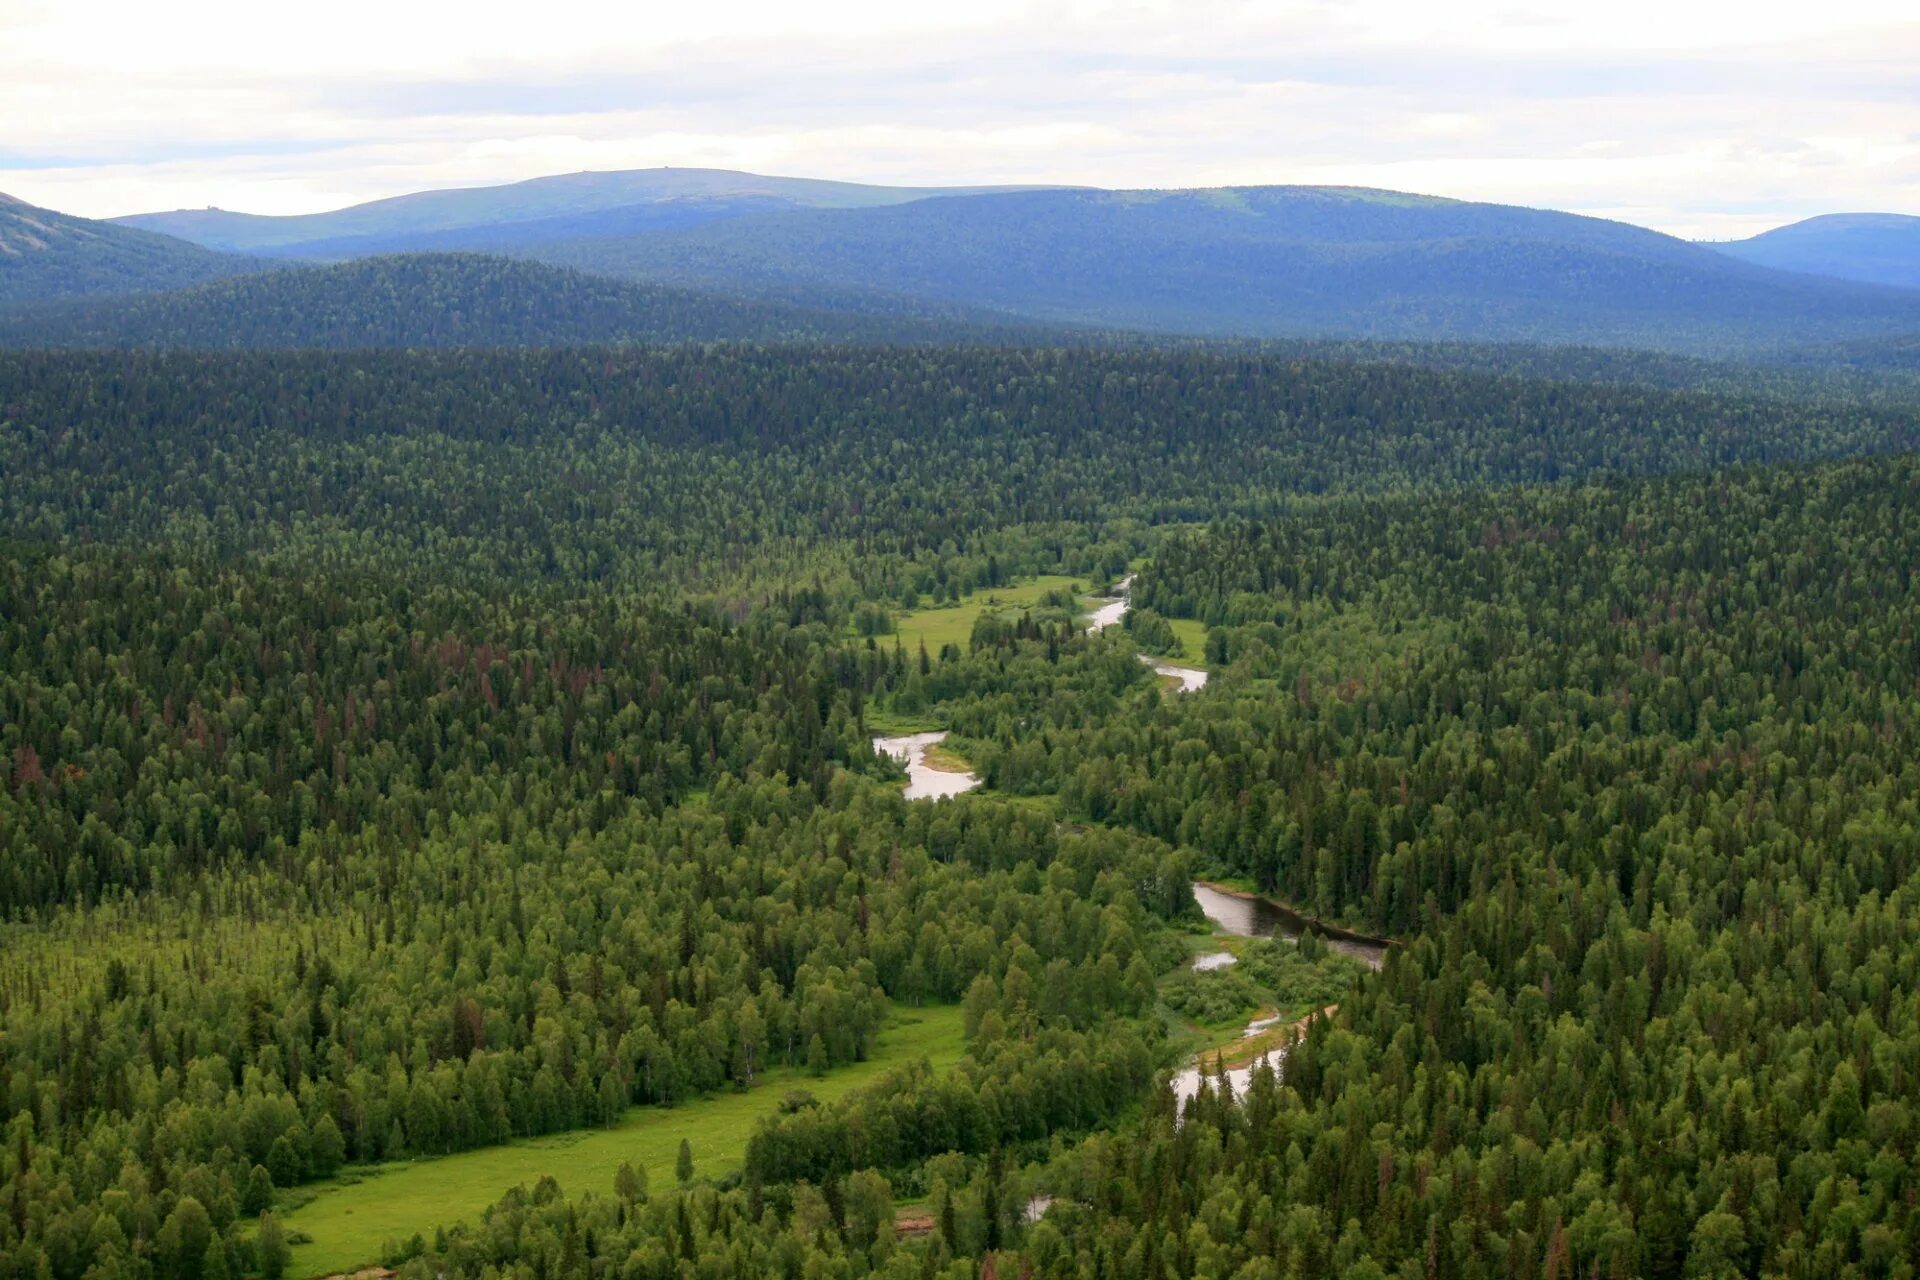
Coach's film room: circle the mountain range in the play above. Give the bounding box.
[1709,213,1920,291]
[111,168,1062,259]
[0,168,1913,356]
[515,185,1920,351]
[0,191,257,306]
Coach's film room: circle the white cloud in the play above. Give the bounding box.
[2,0,1916,236]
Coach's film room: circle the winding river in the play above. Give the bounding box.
[1169,881,1390,1107]
[1191,882,1389,971]
[1085,574,1210,690]
[872,731,982,800]
[1146,656,1209,692]
[1083,575,1133,633]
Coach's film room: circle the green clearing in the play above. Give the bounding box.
[285,1003,966,1278]
[1166,618,1211,665]
[863,706,943,736]
[890,575,1085,652]
[920,741,973,774]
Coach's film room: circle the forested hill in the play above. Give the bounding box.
[0,192,259,307]
[0,253,1048,350]
[93,172,1920,354]
[8,338,1920,1278]
[1765,331,1920,374]
[4,345,1918,603]
[110,166,1061,256]
[946,454,1920,1278]
[525,186,1920,353]
[1709,212,1920,290]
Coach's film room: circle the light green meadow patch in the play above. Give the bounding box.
[1166,618,1210,665]
[284,1003,966,1278]
[890,575,1085,654]
[863,707,944,736]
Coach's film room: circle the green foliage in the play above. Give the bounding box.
[1160,940,1364,1025]
[7,339,1920,1280]
[1121,606,1182,657]
[1158,964,1266,1025]
[254,1211,290,1280]
[915,455,1920,1276]
[281,1004,966,1277]
[0,253,1025,350]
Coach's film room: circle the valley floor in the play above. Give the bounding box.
[287,1004,966,1277]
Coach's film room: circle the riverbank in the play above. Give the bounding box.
[873,730,982,799]
[1204,1002,1339,1072]
[1193,879,1397,955]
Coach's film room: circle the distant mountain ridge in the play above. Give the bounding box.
[521,185,1920,353]
[0,192,258,307]
[22,170,1920,355]
[1707,213,1920,290]
[112,167,1068,257]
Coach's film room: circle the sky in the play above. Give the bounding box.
[3,0,1915,239]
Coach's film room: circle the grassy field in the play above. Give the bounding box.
[1166,618,1211,665]
[285,1003,966,1278]
[889,575,1087,652]
[920,741,973,773]
[864,707,943,736]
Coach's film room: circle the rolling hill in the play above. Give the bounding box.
[79,174,1920,353]
[0,252,1055,350]
[523,186,1920,353]
[112,167,1061,258]
[1707,213,1920,290]
[0,192,258,307]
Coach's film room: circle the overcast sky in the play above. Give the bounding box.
[4,0,1915,238]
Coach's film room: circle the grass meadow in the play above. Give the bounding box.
[285,1003,967,1277]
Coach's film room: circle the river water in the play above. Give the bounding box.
[1191,881,1387,970]
[872,731,982,800]
[1169,881,1390,1108]
[1083,575,1133,633]
[1086,575,1210,690]
[1144,655,1209,691]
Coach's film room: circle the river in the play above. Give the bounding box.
[1168,881,1390,1108]
[1083,575,1133,633]
[1085,574,1209,690]
[871,731,982,800]
[1145,655,1209,691]
[1191,881,1388,970]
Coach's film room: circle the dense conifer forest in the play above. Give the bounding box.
[0,257,1037,352]
[4,342,1920,1280]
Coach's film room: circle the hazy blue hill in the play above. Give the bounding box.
[224,195,809,260]
[1707,213,1920,290]
[79,172,1920,354]
[0,252,1056,350]
[112,167,1061,256]
[1764,331,1920,373]
[0,192,258,306]
[524,186,1920,353]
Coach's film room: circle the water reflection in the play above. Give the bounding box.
[1083,575,1133,634]
[1191,881,1386,970]
[871,732,981,800]
[1143,655,1209,691]
[1169,1058,1271,1111]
